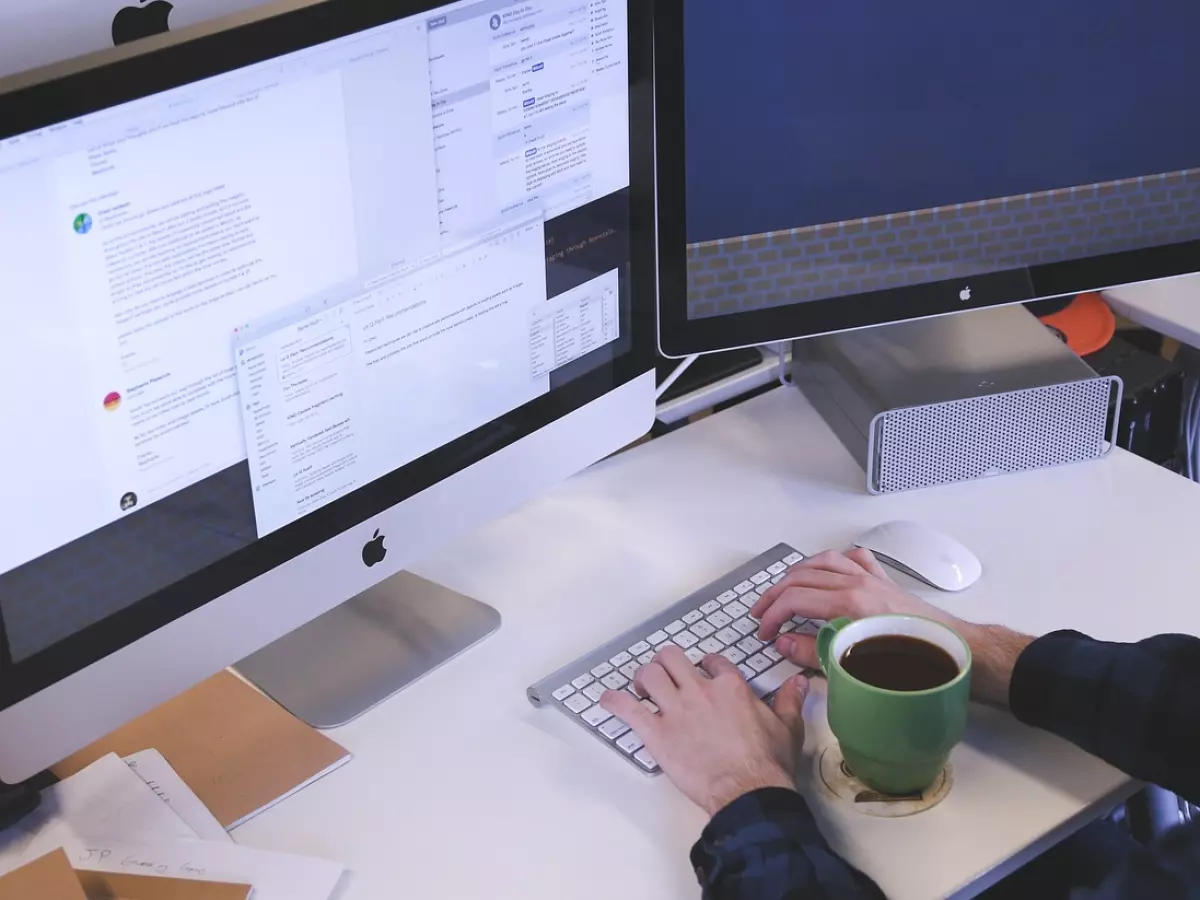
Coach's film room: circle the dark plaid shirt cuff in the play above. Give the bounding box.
[691,787,884,899]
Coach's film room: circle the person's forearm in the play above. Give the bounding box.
[950,620,1035,707]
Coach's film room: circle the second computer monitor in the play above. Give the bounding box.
[657,0,1200,355]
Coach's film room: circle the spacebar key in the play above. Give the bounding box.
[748,660,804,699]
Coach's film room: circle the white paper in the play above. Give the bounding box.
[124,750,231,844]
[0,753,197,874]
[59,836,348,900]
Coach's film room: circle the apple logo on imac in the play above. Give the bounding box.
[362,530,388,568]
[112,0,175,46]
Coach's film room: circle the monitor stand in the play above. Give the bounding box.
[233,572,501,729]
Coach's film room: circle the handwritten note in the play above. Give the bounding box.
[61,837,347,900]
[0,754,197,875]
[124,750,231,843]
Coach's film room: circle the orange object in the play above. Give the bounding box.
[1036,291,1116,356]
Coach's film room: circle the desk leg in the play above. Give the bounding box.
[234,572,501,728]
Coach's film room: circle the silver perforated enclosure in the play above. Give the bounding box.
[868,377,1122,494]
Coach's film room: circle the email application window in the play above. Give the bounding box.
[237,218,561,535]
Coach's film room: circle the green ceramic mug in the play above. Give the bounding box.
[816,614,972,795]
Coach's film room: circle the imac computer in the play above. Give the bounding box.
[0,0,676,782]
[657,0,1200,355]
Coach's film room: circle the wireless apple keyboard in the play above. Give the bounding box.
[528,544,821,774]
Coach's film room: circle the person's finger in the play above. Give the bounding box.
[770,674,811,731]
[751,567,855,619]
[774,632,819,669]
[698,653,739,680]
[756,585,845,640]
[655,644,703,688]
[634,661,680,709]
[600,689,661,738]
[846,547,891,580]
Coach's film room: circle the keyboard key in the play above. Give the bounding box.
[749,660,804,699]
[552,685,575,702]
[654,642,673,654]
[721,647,747,665]
[673,630,699,649]
[634,748,658,771]
[767,561,788,575]
[717,590,738,604]
[764,645,783,663]
[602,672,628,691]
[797,619,822,635]
[638,651,655,665]
[564,693,592,714]
[747,653,773,673]
[582,705,613,727]
[664,619,686,635]
[715,628,741,645]
[647,630,669,646]
[629,641,651,656]
[572,673,595,690]
[737,663,756,680]
[683,610,704,625]
[707,610,732,629]
[725,600,750,619]
[734,581,755,595]
[698,637,725,655]
[584,682,607,702]
[755,584,771,597]
[783,552,805,566]
[732,617,758,636]
[737,635,763,655]
[620,660,641,678]
[599,717,630,740]
[591,662,614,678]
[771,574,786,585]
[684,647,705,664]
[640,698,659,714]
[691,621,716,639]
[616,731,644,754]
[610,651,632,667]
[779,621,797,634]
[700,599,722,615]
[751,571,771,585]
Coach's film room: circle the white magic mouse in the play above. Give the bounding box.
[853,520,982,592]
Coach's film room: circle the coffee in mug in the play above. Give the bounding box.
[839,635,960,692]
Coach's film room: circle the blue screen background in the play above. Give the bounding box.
[685,0,1200,242]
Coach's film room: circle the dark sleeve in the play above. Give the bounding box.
[690,787,885,900]
[1075,821,1200,899]
[1010,630,1200,806]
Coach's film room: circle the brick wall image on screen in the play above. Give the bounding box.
[687,168,1200,319]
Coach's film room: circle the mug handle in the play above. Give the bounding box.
[816,617,853,674]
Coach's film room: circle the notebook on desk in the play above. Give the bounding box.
[53,671,351,829]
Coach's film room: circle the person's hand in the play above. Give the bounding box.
[751,548,957,670]
[599,644,810,816]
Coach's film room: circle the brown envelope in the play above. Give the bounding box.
[0,850,251,900]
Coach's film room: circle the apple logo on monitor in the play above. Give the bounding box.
[112,0,175,46]
[362,529,388,568]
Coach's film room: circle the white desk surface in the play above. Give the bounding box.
[234,384,1200,900]
[1105,273,1200,348]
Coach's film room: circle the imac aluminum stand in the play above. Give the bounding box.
[234,572,500,729]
